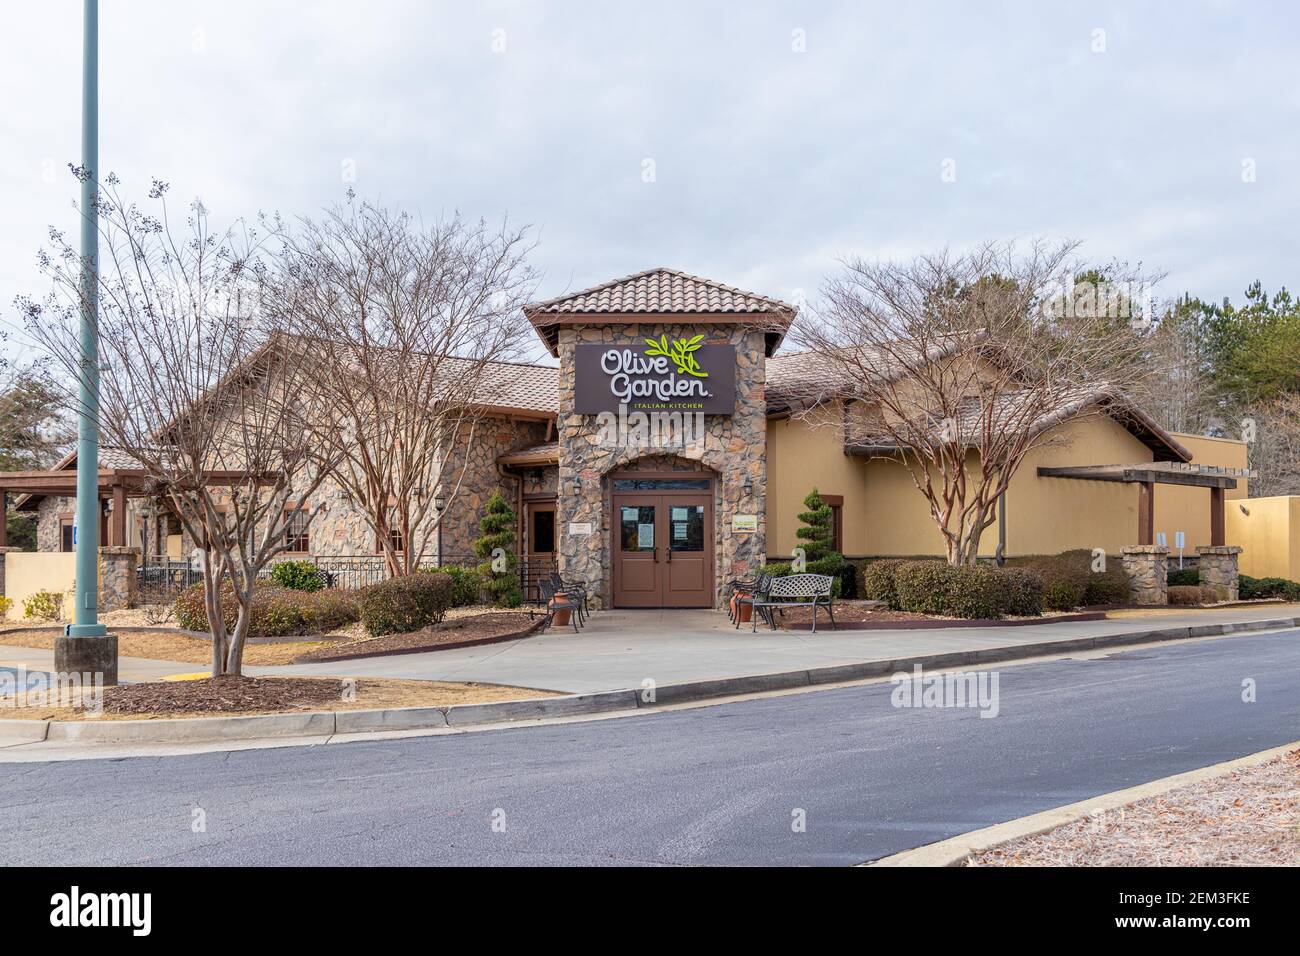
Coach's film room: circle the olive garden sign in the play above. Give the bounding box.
[573,335,736,414]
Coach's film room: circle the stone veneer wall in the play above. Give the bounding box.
[1196,545,1242,601]
[437,417,551,562]
[555,323,767,608]
[35,496,72,552]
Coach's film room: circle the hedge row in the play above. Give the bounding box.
[1006,549,1131,610]
[1239,574,1300,601]
[859,559,1043,619]
[174,583,361,638]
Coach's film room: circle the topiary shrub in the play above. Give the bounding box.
[861,559,908,609]
[474,492,523,608]
[173,582,360,637]
[360,573,454,636]
[891,561,1042,619]
[1167,568,1200,587]
[270,560,327,592]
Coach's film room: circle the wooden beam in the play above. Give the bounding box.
[1138,481,1154,546]
[1210,486,1225,546]
[111,484,127,547]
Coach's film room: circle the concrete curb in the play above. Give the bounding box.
[1,615,1296,746]
[866,739,1300,867]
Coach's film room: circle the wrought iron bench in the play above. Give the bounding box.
[750,573,837,633]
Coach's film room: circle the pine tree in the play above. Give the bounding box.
[474,492,523,607]
[795,489,835,563]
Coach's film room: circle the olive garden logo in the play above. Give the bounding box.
[574,337,735,415]
[643,333,708,378]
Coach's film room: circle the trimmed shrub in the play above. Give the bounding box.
[763,556,847,597]
[174,582,361,637]
[270,560,327,592]
[795,489,836,562]
[434,565,483,607]
[1167,568,1200,587]
[891,561,1041,619]
[999,567,1046,617]
[894,561,959,616]
[360,573,454,636]
[1009,549,1131,609]
[1238,575,1300,601]
[1168,584,1216,606]
[860,559,908,609]
[474,492,523,608]
[0,595,13,618]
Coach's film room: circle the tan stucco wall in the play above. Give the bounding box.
[2,552,75,619]
[767,405,869,556]
[1226,496,1300,580]
[765,411,1250,559]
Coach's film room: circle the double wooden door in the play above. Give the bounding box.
[611,493,713,607]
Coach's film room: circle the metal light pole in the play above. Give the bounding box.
[56,0,117,684]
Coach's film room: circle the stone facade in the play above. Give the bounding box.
[555,323,768,608]
[1122,545,1170,605]
[1196,545,1242,601]
[35,496,72,552]
[98,546,141,612]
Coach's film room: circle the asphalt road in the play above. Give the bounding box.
[2,630,1298,866]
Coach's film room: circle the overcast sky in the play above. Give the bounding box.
[2,0,1296,363]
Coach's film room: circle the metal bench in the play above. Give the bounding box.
[750,573,837,633]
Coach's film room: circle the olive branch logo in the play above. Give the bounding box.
[644,333,708,377]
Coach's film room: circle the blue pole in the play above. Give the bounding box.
[67,0,105,640]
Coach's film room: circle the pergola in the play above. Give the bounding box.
[0,467,266,548]
[1036,462,1253,546]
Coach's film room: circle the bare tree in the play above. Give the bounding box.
[1243,394,1300,497]
[263,201,536,576]
[19,176,333,675]
[791,241,1158,564]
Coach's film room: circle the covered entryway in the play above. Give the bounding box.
[611,476,714,608]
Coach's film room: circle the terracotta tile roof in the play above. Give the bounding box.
[470,359,558,415]
[525,267,795,316]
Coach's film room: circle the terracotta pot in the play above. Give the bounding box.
[551,600,572,627]
[737,601,753,623]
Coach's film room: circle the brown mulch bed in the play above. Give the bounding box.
[3,675,555,721]
[773,600,1104,631]
[1,628,342,666]
[104,675,340,715]
[293,610,543,663]
[968,748,1300,866]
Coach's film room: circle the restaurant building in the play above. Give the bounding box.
[9,268,1252,611]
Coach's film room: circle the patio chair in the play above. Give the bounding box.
[733,571,773,630]
[547,572,589,626]
[538,578,581,633]
[751,573,837,634]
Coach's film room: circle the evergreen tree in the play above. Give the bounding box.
[474,492,523,607]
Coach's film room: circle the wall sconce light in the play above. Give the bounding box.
[742,476,754,497]
[568,477,581,498]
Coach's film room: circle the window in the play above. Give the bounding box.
[612,478,710,491]
[284,508,310,553]
[59,517,74,553]
[821,494,844,554]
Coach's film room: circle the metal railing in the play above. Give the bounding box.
[136,555,202,604]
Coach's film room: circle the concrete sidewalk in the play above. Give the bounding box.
[251,603,1300,693]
